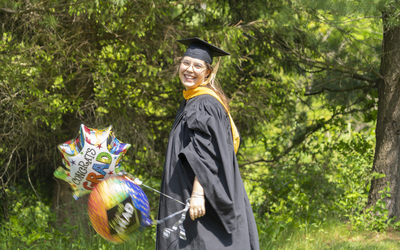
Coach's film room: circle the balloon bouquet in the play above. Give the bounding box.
[55,124,187,244]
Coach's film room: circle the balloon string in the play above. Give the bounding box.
[123,173,186,206]
[152,199,190,225]
[122,174,190,239]
[141,182,186,206]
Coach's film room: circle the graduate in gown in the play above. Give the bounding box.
[156,38,259,250]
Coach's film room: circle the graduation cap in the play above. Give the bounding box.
[177,37,230,65]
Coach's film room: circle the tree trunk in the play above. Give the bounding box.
[367,19,400,218]
[50,100,94,235]
[51,178,93,235]
[51,133,94,235]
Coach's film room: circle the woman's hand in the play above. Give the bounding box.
[189,195,205,220]
[190,176,206,220]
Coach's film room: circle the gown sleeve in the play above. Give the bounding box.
[178,95,238,234]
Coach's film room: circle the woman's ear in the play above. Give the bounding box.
[206,69,211,78]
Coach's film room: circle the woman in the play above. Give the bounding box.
[156,38,259,250]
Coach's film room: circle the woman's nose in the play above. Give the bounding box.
[186,64,194,72]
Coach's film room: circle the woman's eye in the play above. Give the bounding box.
[182,61,190,66]
[195,64,203,69]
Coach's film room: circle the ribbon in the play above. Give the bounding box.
[160,199,190,240]
[125,174,190,240]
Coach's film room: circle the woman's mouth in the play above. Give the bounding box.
[184,74,196,82]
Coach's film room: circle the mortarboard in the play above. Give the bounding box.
[177,37,230,65]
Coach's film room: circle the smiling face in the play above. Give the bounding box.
[179,56,210,90]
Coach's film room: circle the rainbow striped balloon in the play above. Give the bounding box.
[88,176,152,243]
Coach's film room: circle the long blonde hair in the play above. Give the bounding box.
[202,60,230,112]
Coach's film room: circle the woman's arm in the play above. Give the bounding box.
[189,176,206,220]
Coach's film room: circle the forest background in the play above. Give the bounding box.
[2,0,400,249]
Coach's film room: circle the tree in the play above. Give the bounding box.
[239,0,400,220]
[3,0,399,234]
[367,8,400,218]
[0,0,277,228]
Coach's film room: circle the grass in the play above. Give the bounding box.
[262,220,400,250]
[0,225,156,250]
[3,216,400,249]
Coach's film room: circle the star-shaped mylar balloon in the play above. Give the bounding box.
[54,124,131,199]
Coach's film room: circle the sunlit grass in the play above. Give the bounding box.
[2,214,400,249]
[262,220,400,250]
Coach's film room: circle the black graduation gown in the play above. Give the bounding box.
[156,94,259,250]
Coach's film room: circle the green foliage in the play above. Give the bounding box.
[0,200,155,249]
[243,114,377,238]
[349,179,400,232]
[1,0,398,247]
[1,183,54,247]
